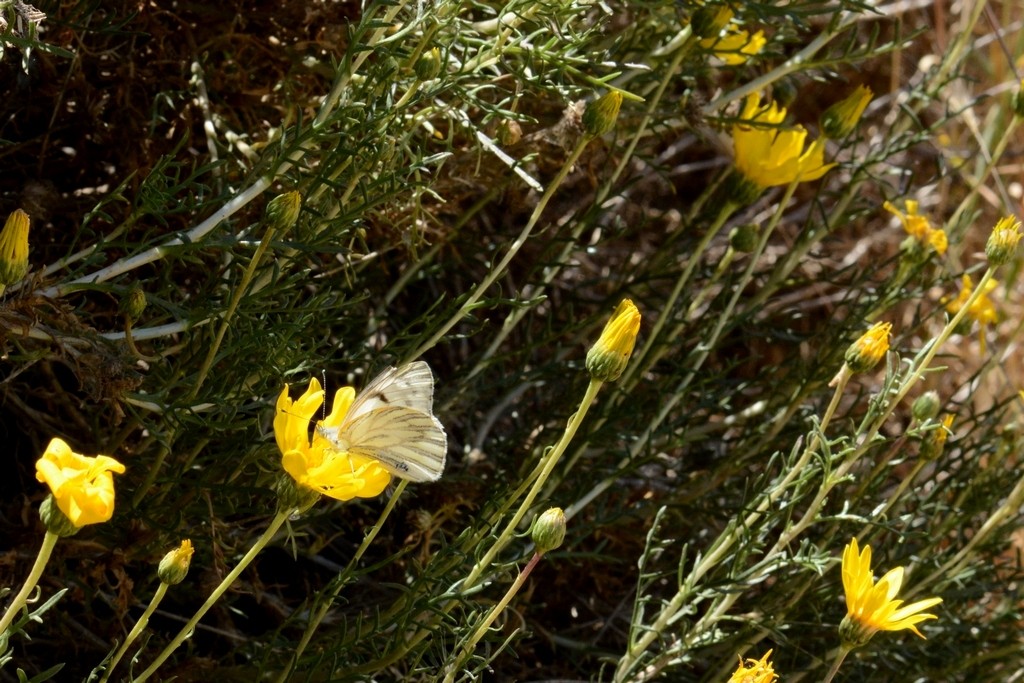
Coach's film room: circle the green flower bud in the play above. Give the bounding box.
[119,284,147,323]
[265,191,302,233]
[729,223,760,253]
[158,540,194,585]
[911,391,941,422]
[582,91,623,139]
[920,415,954,461]
[414,47,443,80]
[531,507,566,554]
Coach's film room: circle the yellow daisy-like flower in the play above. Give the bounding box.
[945,274,998,355]
[275,378,391,501]
[728,649,778,683]
[701,26,766,65]
[732,95,834,191]
[35,438,126,528]
[840,538,942,648]
[883,200,947,256]
[586,298,641,382]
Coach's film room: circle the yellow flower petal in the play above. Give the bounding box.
[732,97,834,188]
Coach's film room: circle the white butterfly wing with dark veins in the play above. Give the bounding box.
[345,361,435,421]
[342,405,447,482]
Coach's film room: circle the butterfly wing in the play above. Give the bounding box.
[345,361,435,422]
[342,405,447,482]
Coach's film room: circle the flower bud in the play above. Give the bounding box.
[820,85,872,139]
[582,91,623,139]
[531,507,566,554]
[690,5,733,39]
[844,321,891,374]
[119,284,147,323]
[586,299,641,382]
[39,495,80,538]
[0,209,31,287]
[495,119,522,147]
[771,77,798,108]
[985,215,1022,266]
[158,540,194,585]
[265,191,302,232]
[920,414,954,461]
[911,391,941,422]
[414,47,442,80]
[729,223,759,253]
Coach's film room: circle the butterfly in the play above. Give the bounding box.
[317,361,447,483]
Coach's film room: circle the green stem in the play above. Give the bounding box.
[822,646,851,683]
[405,134,593,362]
[620,202,735,389]
[134,510,291,682]
[0,531,60,634]
[443,552,544,682]
[191,221,280,399]
[274,481,409,683]
[463,380,601,591]
[97,582,169,683]
[613,371,847,683]
[350,380,603,675]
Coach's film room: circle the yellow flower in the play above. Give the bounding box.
[883,200,947,256]
[586,299,641,382]
[844,321,891,374]
[944,274,998,354]
[945,274,998,324]
[840,538,942,648]
[0,208,31,286]
[158,539,195,585]
[275,378,391,501]
[35,438,126,527]
[820,85,872,139]
[701,27,766,65]
[728,649,778,683]
[732,95,834,191]
[985,214,1022,266]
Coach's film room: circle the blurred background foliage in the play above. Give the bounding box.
[1,0,1023,680]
